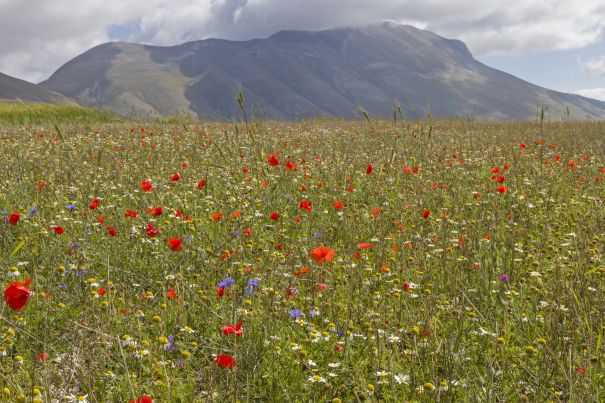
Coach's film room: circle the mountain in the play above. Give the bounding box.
[0,72,75,105]
[40,22,605,120]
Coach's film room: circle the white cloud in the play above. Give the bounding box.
[579,55,605,76]
[1,0,605,82]
[575,88,605,101]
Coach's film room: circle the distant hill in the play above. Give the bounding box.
[0,72,75,105]
[40,22,605,120]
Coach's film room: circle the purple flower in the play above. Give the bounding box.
[499,274,509,283]
[218,277,235,288]
[27,206,37,215]
[66,203,77,211]
[289,309,303,319]
[247,278,261,287]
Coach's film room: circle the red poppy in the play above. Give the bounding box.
[89,199,100,210]
[171,173,180,181]
[106,226,118,236]
[37,181,46,191]
[4,278,31,311]
[284,160,297,171]
[146,222,159,237]
[358,242,373,249]
[268,153,280,166]
[496,185,508,193]
[141,179,154,192]
[311,246,335,264]
[333,201,343,210]
[197,179,207,189]
[576,367,586,375]
[166,287,177,299]
[299,200,312,212]
[217,287,225,297]
[223,322,243,336]
[51,226,64,235]
[422,210,431,219]
[124,210,138,218]
[519,143,526,149]
[366,163,373,175]
[212,212,223,221]
[98,288,107,296]
[403,281,410,292]
[38,352,49,361]
[152,206,163,216]
[168,238,183,252]
[215,354,235,368]
[130,396,152,403]
[270,212,280,220]
[294,267,309,277]
[495,175,505,183]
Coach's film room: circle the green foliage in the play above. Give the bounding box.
[0,101,119,125]
[0,119,603,401]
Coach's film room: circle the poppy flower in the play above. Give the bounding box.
[7,213,20,226]
[98,288,107,296]
[171,173,180,181]
[333,201,343,210]
[124,210,138,218]
[212,212,223,221]
[197,179,207,189]
[51,226,64,235]
[215,354,235,368]
[130,396,152,403]
[294,267,309,277]
[268,153,280,166]
[152,206,163,216]
[403,281,410,292]
[422,210,431,219]
[106,226,118,236]
[366,164,373,175]
[5,278,31,311]
[37,181,46,191]
[358,242,373,249]
[311,246,335,264]
[270,212,280,220]
[284,159,297,171]
[141,180,154,192]
[168,238,183,252]
[166,287,177,299]
[146,222,159,237]
[496,185,508,193]
[299,200,312,212]
[223,322,243,336]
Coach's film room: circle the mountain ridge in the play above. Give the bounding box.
[39,22,605,120]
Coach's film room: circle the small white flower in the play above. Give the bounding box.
[394,374,410,384]
[308,375,327,383]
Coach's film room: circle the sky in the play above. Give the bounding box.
[1,0,604,100]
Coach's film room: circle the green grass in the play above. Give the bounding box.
[0,101,119,125]
[0,118,603,402]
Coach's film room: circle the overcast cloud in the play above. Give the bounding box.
[1,0,605,83]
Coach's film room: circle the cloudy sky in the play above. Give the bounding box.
[1,0,605,99]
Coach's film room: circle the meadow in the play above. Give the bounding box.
[0,106,604,401]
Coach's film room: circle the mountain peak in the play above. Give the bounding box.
[39,23,605,120]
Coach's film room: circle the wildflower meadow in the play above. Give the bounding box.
[0,114,604,401]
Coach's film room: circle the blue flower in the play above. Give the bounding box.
[289,309,303,319]
[66,203,77,211]
[164,334,175,351]
[218,277,235,288]
[27,206,37,215]
[247,278,261,287]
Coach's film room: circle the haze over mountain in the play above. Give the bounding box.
[40,22,605,120]
[0,72,74,105]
